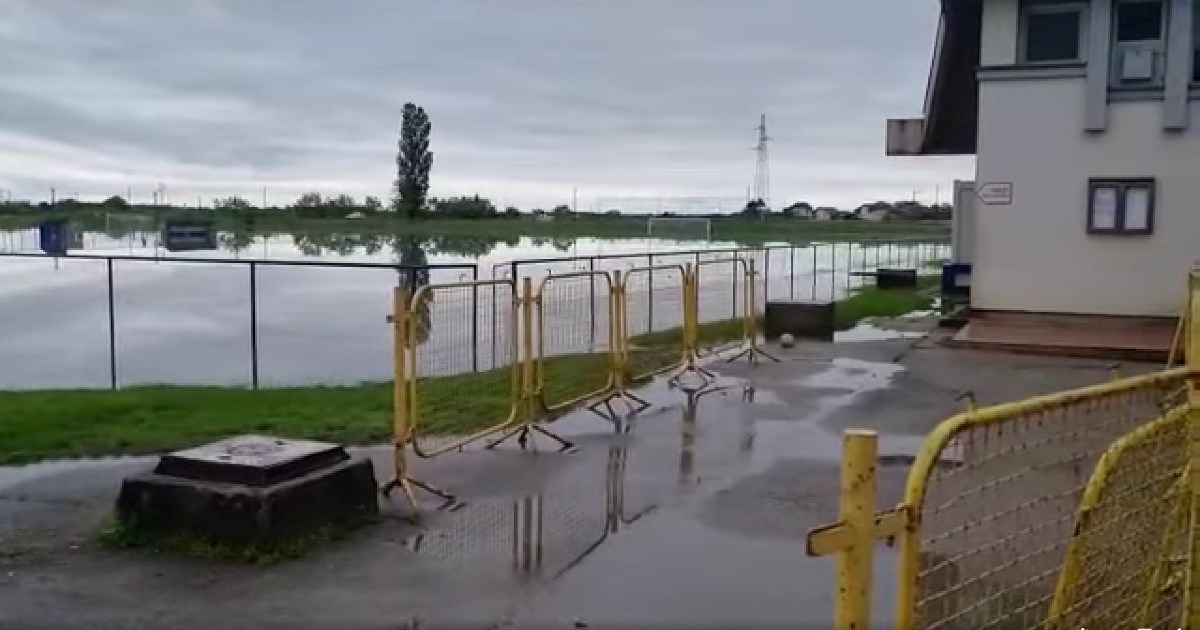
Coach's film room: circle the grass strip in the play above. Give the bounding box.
[0,319,746,464]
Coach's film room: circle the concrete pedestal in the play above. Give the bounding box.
[117,435,378,545]
[764,300,835,341]
[876,268,917,289]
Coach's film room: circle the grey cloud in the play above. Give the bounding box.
[0,0,971,209]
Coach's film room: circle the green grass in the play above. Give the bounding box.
[0,322,747,465]
[97,517,368,565]
[834,275,939,330]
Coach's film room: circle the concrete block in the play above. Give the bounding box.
[116,435,378,545]
[876,268,917,289]
[764,300,835,341]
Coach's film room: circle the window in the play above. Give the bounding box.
[1087,179,1155,235]
[1111,0,1166,86]
[1116,0,1164,41]
[1020,3,1087,63]
[1192,0,1200,81]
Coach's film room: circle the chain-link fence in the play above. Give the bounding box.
[536,272,616,413]
[904,371,1189,630]
[806,368,1196,630]
[1045,403,1190,629]
[693,258,750,356]
[407,280,520,457]
[621,265,688,380]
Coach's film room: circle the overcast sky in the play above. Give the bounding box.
[0,0,972,211]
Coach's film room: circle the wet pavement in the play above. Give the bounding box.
[0,334,1148,629]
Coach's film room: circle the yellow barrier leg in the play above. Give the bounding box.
[586,270,650,426]
[725,258,780,365]
[487,277,574,452]
[382,287,455,513]
[667,265,717,392]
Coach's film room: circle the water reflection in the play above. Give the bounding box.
[409,389,765,582]
[408,439,656,580]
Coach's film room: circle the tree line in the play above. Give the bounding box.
[0,101,951,222]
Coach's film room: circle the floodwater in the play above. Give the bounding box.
[0,227,949,389]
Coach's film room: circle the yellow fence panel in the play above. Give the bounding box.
[536,271,616,413]
[693,257,750,356]
[407,280,521,458]
[1046,404,1191,629]
[898,369,1190,630]
[621,265,688,380]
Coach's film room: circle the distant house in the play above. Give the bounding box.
[813,206,838,221]
[856,204,890,222]
[781,201,815,218]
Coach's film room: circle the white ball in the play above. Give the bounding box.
[780,333,795,348]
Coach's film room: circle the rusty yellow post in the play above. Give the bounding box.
[807,429,902,630]
[1186,269,1200,629]
[744,259,756,343]
[386,287,419,508]
[837,429,878,629]
[683,264,697,361]
[392,287,410,467]
[611,269,626,392]
[521,276,537,426]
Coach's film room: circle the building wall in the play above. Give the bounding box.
[980,0,1019,65]
[974,77,1200,316]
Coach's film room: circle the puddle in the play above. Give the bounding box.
[834,323,925,343]
[0,455,152,491]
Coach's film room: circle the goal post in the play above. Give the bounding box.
[646,216,713,241]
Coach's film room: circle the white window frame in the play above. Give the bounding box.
[1019,1,1090,65]
[1110,0,1169,89]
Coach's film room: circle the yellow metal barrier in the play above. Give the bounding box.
[808,368,1194,629]
[724,258,779,365]
[386,262,740,511]
[535,270,617,413]
[407,279,522,459]
[621,264,690,381]
[693,257,750,357]
[1045,404,1191,629]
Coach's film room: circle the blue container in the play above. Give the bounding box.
[941,263,972,297]
[38,219,70,255]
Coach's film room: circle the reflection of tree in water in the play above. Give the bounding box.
[218,229,255,253]
[393,235,432,347]
[291,231,362,257]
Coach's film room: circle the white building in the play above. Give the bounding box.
[889,0,1197,331]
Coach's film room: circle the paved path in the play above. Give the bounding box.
[0,332,1141,629]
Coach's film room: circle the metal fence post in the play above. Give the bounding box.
[831,243,838,299]
[763,248,770,302]
[249,261,259,389]
[1187,270,1200,629]
[472,265,480,373]
[731,257,739,319]
[107,258,117,390]
[811,244,818,300]
[805,429,880,630]
[789,245,796,299]
[589,257,597,347]
[647,253,654,332]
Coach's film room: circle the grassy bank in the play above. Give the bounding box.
[834,275,939,330]
[0,211,948,244]
[0,319,746,465]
